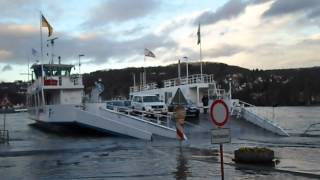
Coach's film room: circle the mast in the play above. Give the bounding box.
[184,56,188,84]
[133,73,136,87]
[39,12,44,78]
[200,38,203,81]
[78,54,85,75]
[178,59,181,80]
[197,23,203,82]
[27,56,30,82]
[39,12,45,106]
[143,54,146,86]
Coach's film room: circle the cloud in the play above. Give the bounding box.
[193,0,274,26]
[1,64,12,72]
[0,23,39,64]
[250,0,273,5]
[122,25,145,35]
[1,0,320,82]
[0,0,63,20]
[195,0,247,25]
[85,0,158,27]
[0,49,13,60]
[263,0,320,19]
[0,22,176,66]
[205,44,244,58]
[57,32,176,65]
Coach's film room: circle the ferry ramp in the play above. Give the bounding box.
[231,100,289,136]
[73,103,177,140]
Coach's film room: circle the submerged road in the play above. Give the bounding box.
[0,112,319,179]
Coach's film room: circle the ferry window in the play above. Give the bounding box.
[124,101,131,106]
[112,101,120,106]
[133,96,139,102]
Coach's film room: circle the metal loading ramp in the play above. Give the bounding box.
[74,103,177,140]
[231,100,289,136]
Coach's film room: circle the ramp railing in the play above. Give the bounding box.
[104,105,174,129]
[234,100,274,120]
[0,112,9,144]
[231,99,289,136]
[0,130,9,144]
[303,123,320,136]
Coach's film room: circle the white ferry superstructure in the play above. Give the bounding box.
[129,69,290,137]
[26,63,177,140]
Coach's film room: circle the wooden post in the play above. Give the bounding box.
[175,105,186,142]
[220,144,224,180]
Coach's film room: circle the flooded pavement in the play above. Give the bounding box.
[1,107,320,179]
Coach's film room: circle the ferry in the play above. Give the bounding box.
[129,63,290,137]
[26,62,177,140]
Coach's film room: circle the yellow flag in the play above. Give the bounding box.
[41,15,53,37]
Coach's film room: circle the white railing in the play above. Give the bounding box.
[104,104,173,129]
[235,100,274,121]
[130,82,158,93]
[163,74,215,88]
[0,130,9,144]
[232,99,289,136]
[129,74,215,93]
[303,123,320,136]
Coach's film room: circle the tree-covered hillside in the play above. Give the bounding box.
[83,62,320,106]
[1,62,319,106]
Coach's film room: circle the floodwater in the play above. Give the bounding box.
[0,107,320,179]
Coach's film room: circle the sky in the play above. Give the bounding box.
[0,0,320,82]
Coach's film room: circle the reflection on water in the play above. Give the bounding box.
[174,146,190,180]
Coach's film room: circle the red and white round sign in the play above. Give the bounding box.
[210,99,229,127]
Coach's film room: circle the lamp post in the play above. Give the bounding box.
[78,54,85,74]
[183,56,189,84]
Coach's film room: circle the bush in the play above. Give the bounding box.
[234,147,274,164]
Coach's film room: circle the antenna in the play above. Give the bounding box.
[47,37,58,64]
[78,54,85,74]
[183,56,189,83]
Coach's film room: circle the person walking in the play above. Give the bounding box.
[202,95,209,114]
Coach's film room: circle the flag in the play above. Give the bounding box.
[32,48,38,56]
[144,48,156,58]
[197,23,201,45]
[41,14,53,37]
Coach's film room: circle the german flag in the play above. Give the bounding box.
[41,15,53,37]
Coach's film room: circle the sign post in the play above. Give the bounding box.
[175,105,187,142]
[209,99,230,180]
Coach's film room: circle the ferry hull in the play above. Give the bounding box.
[28,103,176,140]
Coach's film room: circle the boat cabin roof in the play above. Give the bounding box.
[31,64,74,78]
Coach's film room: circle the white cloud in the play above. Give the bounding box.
[1,0,320,82]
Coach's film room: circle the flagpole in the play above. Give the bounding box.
[27,56,30,83]
[199,23,203,82]
[39,11,45,107]
[39,12,44,77]
[143,55,146,86]
[200,39,202,80]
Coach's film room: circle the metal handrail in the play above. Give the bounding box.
[104,104,173,128]
[0,130,9,143]
[234,100,276,124]
[303,123,320,135]
[163,74,215,88]
[130,82,158,93]
[129,74,215,93]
